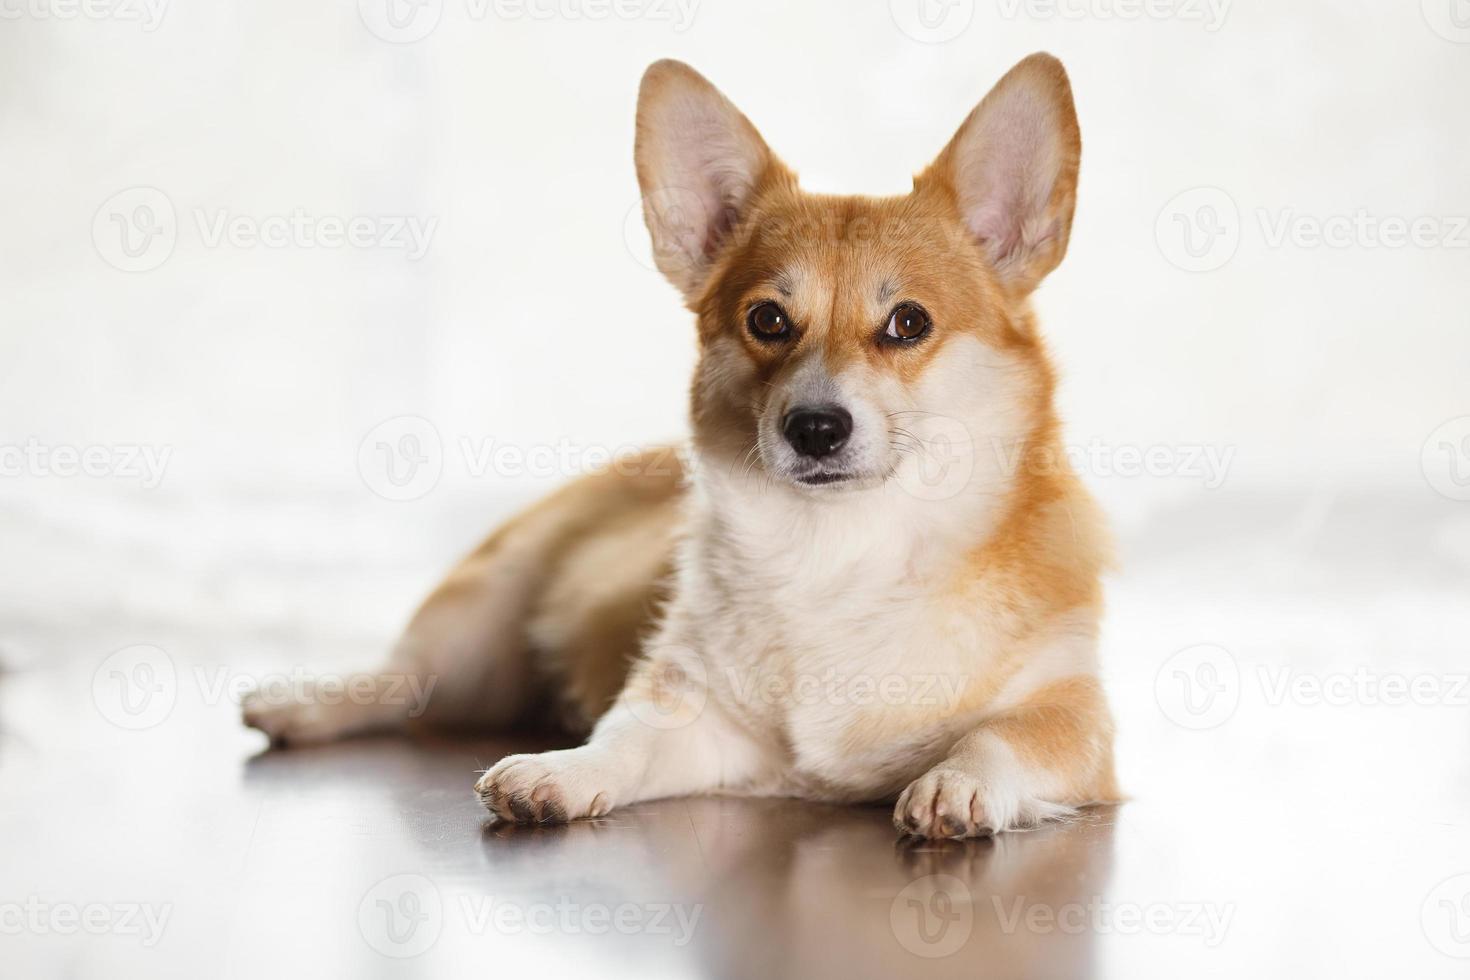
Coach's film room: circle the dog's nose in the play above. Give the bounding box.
[782,406,853,459]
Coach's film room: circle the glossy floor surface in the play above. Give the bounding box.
[4,490,1470,978]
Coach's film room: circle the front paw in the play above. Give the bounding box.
[475,749,615,824]
[893,769,995,839]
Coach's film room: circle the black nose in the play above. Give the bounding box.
[782,406,853,459]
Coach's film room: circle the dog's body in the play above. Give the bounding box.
[244,54,1119,839]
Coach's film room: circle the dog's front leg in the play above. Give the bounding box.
[893,677,1117,839]
[476,654,765,824]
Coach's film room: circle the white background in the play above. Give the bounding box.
[2,0,1468,643]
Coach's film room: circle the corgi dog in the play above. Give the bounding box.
[243,53,1118,839]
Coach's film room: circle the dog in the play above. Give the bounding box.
[243,52,1119,839]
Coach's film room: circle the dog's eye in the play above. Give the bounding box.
[884,303,931,342]
[747,302,792,341]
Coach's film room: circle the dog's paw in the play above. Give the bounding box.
[475,749,615,824]
[893,767,1074,839]
[893,768,996,839]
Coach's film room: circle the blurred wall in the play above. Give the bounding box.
[1,0,1467,639]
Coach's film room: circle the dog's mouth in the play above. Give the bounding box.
[789,462,894,490]
[794,470,855,486]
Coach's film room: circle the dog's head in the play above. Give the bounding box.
[635,54,1078,503]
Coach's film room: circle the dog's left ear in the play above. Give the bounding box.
[918,53,1081,296]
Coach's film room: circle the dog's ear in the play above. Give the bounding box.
[918,53,1081,297]
[635,60,783,303]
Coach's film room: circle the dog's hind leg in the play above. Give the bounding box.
[242,451,685,747]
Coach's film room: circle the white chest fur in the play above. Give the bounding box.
[661,470,1014,800]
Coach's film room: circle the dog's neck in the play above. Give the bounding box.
[685,447,1023,587]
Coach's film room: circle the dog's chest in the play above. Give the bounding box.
[690,529,994,799]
